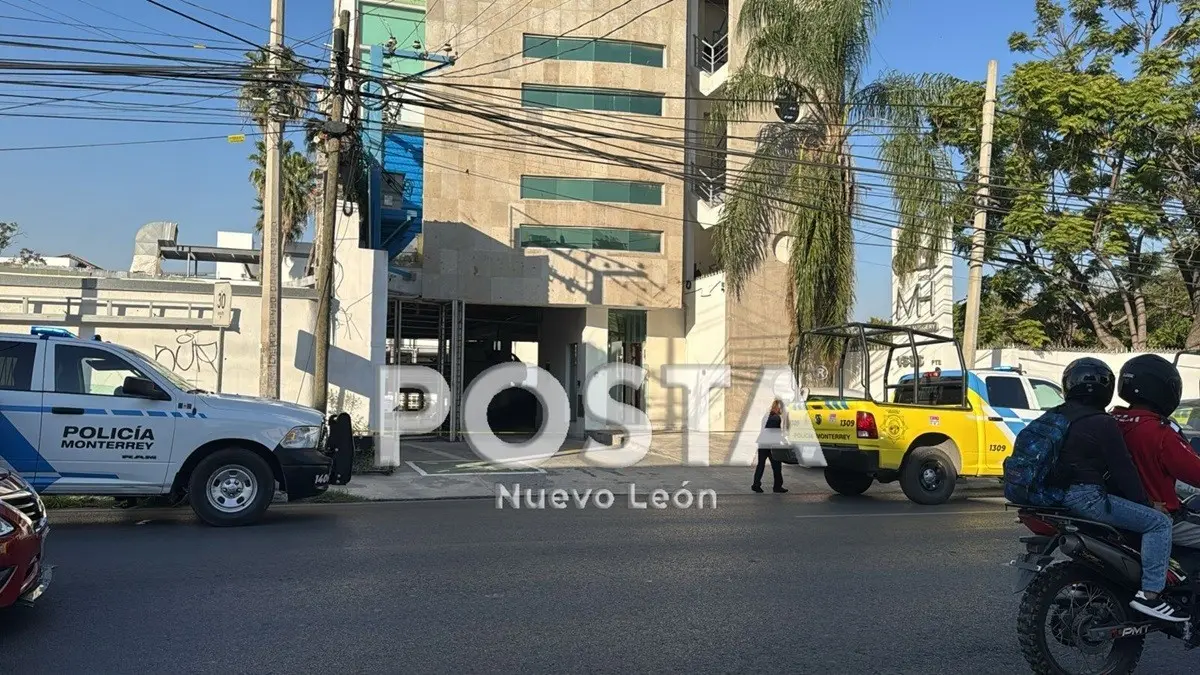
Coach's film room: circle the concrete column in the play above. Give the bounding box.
[582,306,609,431]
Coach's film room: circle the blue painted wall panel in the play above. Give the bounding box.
[380,130,423,255]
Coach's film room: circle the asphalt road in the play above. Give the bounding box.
[0,494,1194,674]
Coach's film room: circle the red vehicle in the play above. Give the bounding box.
[0,469,50,608]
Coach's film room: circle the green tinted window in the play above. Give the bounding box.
[559,37,596,61]
[521,86,663,116]
[518,176,560,200]
[523,34,663,67]
[519,226,662,253]
[521,87,557,107]
[593,40,630,63]
[628,182,662,205]
[520,177,662,205]
[521,35,559,59]
[627,230,661,252]
[629,44,663,67]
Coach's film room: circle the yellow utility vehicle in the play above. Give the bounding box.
[793,323,1065,505]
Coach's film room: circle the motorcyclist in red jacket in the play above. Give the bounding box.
[1112,354,1200,548]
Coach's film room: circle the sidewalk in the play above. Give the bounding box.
[332,433,1005,501]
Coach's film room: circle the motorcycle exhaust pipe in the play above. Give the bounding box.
[1060,533,1142,587]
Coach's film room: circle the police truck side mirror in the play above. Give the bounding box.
[123,376,169,401]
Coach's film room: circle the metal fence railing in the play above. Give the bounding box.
[694,32,729,74]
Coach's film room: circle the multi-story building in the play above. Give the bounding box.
[338,0,790,436]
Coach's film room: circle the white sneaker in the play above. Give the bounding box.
[1129,591,1190,623]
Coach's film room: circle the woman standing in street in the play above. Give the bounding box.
[753,399,789,493]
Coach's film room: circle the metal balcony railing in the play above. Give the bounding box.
[694,32,729,74]
[692,167,727,205]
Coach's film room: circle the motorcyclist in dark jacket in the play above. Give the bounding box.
[1055,357,1188,623]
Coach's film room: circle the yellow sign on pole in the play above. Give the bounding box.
[227,134,246,143]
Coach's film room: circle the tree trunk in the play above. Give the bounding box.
[1072,298,1124,350]
[1175,246,1200,348]
[1133,289,1149,350]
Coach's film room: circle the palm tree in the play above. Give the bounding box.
[238,46,318,243]
[249,139,318,242]
[710,0,957,358]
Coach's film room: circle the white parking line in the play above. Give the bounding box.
[794,508,1007,519]
[968,497,1010,505]
[404,442,466,461]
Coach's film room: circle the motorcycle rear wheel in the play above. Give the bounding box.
[1017,562,1145,675]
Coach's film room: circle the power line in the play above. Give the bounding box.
[411,83,1196,218]
[441,0,506,53]
[0,12,245,45]
[0,37,263,68]
[2,32,256,52]
[337,75,1198,226]
[450,0,541,60]
[142,0,260,50]
[393,89,1176,298]
[443,0,647,79]
[3,0,160,56]
[0,130,270,152]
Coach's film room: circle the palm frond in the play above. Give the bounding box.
[714,121,826,295]
[712,0,956,347]
[783,146,856,337]
[708,71,806,138]
[853,72,960,275]
[237,46,314,132]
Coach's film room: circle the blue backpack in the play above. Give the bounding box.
[1003,406,1098,506]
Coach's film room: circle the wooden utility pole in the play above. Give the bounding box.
[312,9,350,413]
[961,59,998,369]
[259,0,285,399]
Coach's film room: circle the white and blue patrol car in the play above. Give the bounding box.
[0,328,350,526]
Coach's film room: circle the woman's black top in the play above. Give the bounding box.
[765,412,782,429]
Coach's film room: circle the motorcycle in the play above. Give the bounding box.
[1010,495,1200,674]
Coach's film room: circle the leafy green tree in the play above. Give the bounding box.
[238,46,318,243]
[0,222,44,266]
[709,0,959,358]
[0,222,16,252]
[958,0,1200,350]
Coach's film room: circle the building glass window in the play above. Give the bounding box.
[608,309,647,412]
[521,85,664,116]
[519,226,662,253]
[0,340,36,391]
[522,35,664,67]
[519,177,662,205]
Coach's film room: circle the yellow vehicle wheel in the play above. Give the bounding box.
[900,446,958,505]
[824,468,873,496]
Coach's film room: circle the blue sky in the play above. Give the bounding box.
[0,0,1040,320]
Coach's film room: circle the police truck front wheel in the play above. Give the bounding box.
[824,468,873,496]
[189,448,275,526]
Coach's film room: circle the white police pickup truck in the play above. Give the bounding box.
[0,328,352,526]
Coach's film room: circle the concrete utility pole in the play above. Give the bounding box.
[259,0,285,399]
[961,59,998,370]
[312,9,350,413]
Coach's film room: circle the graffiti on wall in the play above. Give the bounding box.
[154,330,218,374]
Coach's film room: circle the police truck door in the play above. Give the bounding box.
[982,374,1038,473]
[38,341,177,494]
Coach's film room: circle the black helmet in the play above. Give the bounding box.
[1062,357,1115,408]
[1118,354,1183,416]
